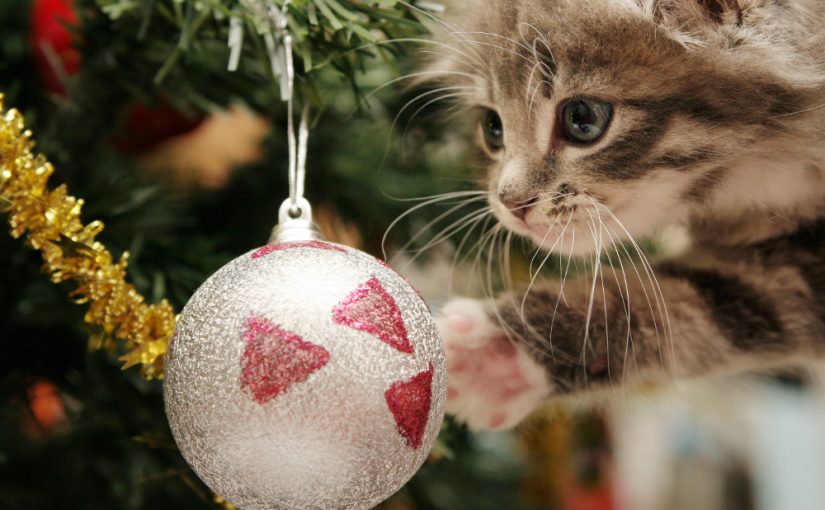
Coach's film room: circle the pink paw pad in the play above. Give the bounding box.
[437,298,552,430]
[447,313,476,334]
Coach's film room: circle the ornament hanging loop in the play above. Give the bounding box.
[270,197,323,243]
[256,0,319,243]
[261,0,306,209]
[279,196,312,223]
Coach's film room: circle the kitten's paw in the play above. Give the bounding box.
[437,298,552,430]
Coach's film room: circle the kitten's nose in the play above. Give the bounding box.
[502,197,536,221]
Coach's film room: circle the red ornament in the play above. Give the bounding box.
[332,276,413,354]
[30,0,80,95]
[240,315,330,404]
[385,365,434,449]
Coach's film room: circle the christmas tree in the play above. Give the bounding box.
[0,1,576,508]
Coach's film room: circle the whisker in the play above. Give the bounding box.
[467,223,501,327]
[468,215,496,273]
[522,212,573,319]
[403,206,494,262]
[448,34,533,63]
[413,49,488,78]
[519,22,556,70]
[594,202,675,376]
[309,36,485,78]
[606,209,673,369]
[578,210,605,388]
[394,199,492,267]
[458,214,499,270]
[608,225,663,369]
[405,86,483,114]
[355,69,483,113]
[606,238,634,386]
[528,80,551,119]
[392,87,483,161]
[775,102,825,118]
[384,85,483,167]
[584,206,613,386]
[528,215,559,280]
[394,86,483,127]
[547,210,577,365]
[398,2,489,65]
[403,91,479,133]
[450,30,534,54]
[524,61,542,110]
[483,226,525,346]
[515,213,582,365]
[449,209,494,296]
[382,193,487,259]
[511,191,571,216]
[380,189,486,203]
[502,230,515,291]
[590,202,634,386]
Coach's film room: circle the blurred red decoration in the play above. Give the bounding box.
[564,480,616,510]
[21,379,69,439]
[29,0,204,153]
[30,0,80,95]
[115,100,206,155]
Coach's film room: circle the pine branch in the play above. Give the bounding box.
[93,0,435,107]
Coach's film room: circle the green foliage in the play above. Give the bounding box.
[92,0,432,109]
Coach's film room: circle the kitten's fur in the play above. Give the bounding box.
[428,0,825,430]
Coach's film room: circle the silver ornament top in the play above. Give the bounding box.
[269,197,323,243]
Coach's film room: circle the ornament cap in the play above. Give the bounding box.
[269,197,324,243]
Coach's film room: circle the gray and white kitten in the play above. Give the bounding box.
[427,0,825,430]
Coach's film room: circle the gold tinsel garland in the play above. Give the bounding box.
[0,95,174,379]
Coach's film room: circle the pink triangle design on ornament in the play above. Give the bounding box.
[385,364,434,449]
[251,240,346,260]
[374,258,430,311]
[239,315,330,404]
[332,276,413,355]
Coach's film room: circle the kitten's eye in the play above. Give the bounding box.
[481,109,504,152]
[560,98,613,145]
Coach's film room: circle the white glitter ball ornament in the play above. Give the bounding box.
[164,215,446,510]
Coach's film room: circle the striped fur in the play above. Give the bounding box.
[428,0,825,429]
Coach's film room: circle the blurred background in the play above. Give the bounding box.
[2,1,825,509]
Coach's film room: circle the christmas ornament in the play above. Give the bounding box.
[163,3,446,508]
[164,224,446,510]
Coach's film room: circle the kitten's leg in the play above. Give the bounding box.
[440,260,822,430]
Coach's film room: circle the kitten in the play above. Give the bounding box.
[425,0,825,430]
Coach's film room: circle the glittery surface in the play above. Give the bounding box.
[240,315,330,404]
[384,364,433,450]
[250,240,346,259]
[332,276,413,355]
[164,241,445,510]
